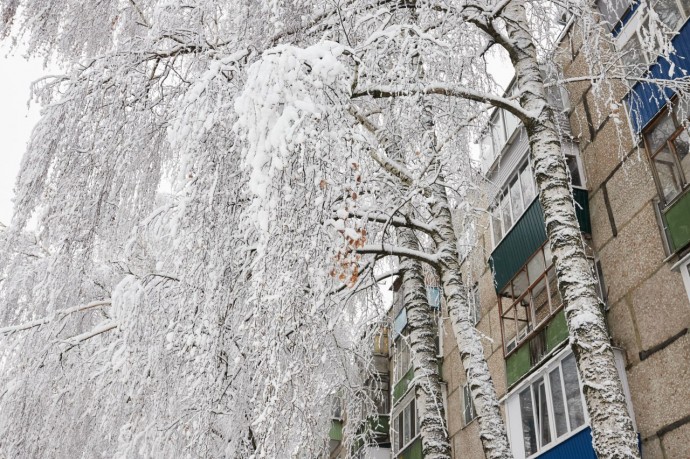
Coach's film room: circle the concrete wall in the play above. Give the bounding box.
[560,21,690,459]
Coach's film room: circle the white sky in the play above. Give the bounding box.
[0,47,44,226]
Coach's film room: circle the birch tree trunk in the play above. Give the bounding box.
[427,180,513,459]
[503,1,640,457]
[398,225,452,459]
[418,108,513,457]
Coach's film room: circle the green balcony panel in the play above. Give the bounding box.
[367,415,390,435]
[573,188,592,234]
[490,189,591,293]
[546,310,568,353]
[664,189,690,252]
[399,437,423,459]
[393,367,414,404]
[506,344,531,387]
[329,420,343,441]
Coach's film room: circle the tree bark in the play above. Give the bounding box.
[503,1,640,457]
[427,178,513,459]
[398,225,452,459]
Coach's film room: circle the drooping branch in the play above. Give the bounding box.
[59,320,119,347]
[0,300,112,335]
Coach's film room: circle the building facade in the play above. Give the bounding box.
[443,2,690,458]
[331,2,690,458]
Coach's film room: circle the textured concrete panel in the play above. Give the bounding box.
[661,420,690,459]
[598,204,667,305]
[607,297,642,364]
[605,157,656,230]
[627,335,690,435]
[629,266,690,350]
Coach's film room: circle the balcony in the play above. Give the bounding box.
[490,187,591,293]
[397,437,422,459]
[663,187,690,253]
[627,18,690,133]
[506,310,569,387]
[393,367,414,404]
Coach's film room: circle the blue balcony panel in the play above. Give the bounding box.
[627,19,690,133]
[537,427,596,459]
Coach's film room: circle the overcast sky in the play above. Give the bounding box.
[0,48,44,225]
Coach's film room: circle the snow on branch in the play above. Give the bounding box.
[357,243,440,267]
[347,211,438,235]
[351,83,536,122]
[59,320,118,347]
[0,300,111,335]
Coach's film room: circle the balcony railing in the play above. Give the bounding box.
[506,310,569,387]
[490,187,591,293]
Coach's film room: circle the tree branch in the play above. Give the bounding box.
[0,300,112,335]
[348,211,438,235]
[352,84,535,122]
[357,244,439,267]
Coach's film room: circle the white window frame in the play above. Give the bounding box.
[392,393,420,456]
[393,332,412,384]
[673,252,690,301]
[490,151,584,250]
[504,347,635,459]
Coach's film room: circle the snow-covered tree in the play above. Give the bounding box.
[4,0,689,458]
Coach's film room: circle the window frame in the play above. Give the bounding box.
[462,383,477,426]
[611,0,690,67]
[392,331,412,384]
[392,396,420,456]
[642,101,690,208]
[506,351,587,458]
[504,347,635,459]
[489,155,584,250]
[498,243,562,357]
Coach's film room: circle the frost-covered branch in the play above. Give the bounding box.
[352,84,536,122]
[357,244,440,267]
[347,211,438,235]
[0,300,111,335]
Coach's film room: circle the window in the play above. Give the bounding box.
[393,398,419,454]
[427,286,441,309]
[469,283,481,325]
[393,332,412,383]
[506,352,586,458]
[499,244,562,355]
[462,383,477,425]
[490,162,537,248]
[643,103,690,205]
[608,1,690,67]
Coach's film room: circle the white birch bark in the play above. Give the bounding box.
[428,185,513,459]
[503,2,640,457]
[398,225,452,459]
[420,108,513,458]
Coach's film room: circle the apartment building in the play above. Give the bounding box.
[330,2,690,458]
[442,2,690,459]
